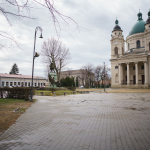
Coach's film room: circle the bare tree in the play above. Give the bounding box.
[81,63,94,88]
[94,63,111,87]
[41,37,70,81]
[78,69,86,86]
[0,0,78,50]
[101,62,111,86]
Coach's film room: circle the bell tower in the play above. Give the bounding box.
[110,18,125,59]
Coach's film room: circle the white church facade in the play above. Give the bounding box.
[110,10,150,88]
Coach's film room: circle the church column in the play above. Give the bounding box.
[135,62,138,85]
[144,61,148,85]
[127,63,130,85]
[119,63,122,85]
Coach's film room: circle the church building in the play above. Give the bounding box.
[110,10,150,88]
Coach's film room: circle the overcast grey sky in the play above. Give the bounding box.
[0,0,150,77]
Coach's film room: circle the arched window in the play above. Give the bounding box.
[114,47,118,55]
[137,40,140,48]
[128,43,130,50]
[122,47,124,54]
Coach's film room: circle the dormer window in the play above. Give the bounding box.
[137,40,140,48]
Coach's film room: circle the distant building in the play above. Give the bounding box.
[110,10,150,88]
[60,70,95,87]
[0,73,47,87]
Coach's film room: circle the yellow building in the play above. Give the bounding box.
[110,10,150,88]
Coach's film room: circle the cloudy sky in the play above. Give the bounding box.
[0,0,149,77]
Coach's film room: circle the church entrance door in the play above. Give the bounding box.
[142,75,145,84]
[133,75,136,85]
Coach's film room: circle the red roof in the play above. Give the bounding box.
[0,73,45,79]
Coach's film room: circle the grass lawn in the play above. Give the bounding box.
[35,90,77,96]
[0,99,35,137]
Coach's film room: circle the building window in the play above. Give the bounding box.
[18,82,20,86]
[28,82,30,87]
[10,82,12,86]
[128,43,130,50]
[125,67,127,70]
[133,66,135,70]
[141,65,144,69]
[2,82,4,87]
[35,83,36,87]
[25,82,27,86]
[115,66,118,69]
[137,40,140,48]
[114,47,118,55]
[122,47,124,54]
[6,82,9,87]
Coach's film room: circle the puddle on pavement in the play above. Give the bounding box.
[123,107,149,111]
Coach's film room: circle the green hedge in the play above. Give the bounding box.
[0,87,34,101]
[67,87,76,91]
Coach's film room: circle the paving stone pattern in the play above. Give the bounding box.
[0,93,150,150]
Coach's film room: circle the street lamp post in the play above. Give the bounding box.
[103,74,105,92]
[30,26,43,102]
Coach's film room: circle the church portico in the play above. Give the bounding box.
[119,61,146,86]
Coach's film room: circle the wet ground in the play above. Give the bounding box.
[0,93,150,150]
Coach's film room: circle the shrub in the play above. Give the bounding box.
[60,77,75,87]
[67,87,76,91]
[0,87,34,101]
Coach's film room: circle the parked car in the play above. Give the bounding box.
[80,85,84,88]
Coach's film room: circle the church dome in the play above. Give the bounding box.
[112,19,122,32]
[129,11,146,36]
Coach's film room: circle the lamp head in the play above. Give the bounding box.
[35,52,40,57]
[39,33,43,38]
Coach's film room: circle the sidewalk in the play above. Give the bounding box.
[0,93,150,150]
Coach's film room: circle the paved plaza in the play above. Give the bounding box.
[0,93,150,150]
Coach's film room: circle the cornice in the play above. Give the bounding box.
[126,32,145,41]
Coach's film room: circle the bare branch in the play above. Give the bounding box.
[0,0,79,50]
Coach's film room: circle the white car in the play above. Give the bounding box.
[80,85,84,88]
